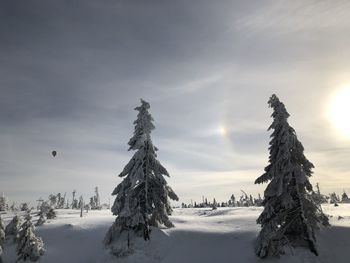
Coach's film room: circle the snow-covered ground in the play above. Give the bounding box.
[2,204,350,263]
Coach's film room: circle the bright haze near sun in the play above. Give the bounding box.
[0,0,350,204]
[328,87,350,139]
[219,126,228,137]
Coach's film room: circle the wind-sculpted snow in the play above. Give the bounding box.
[1,205,350,262]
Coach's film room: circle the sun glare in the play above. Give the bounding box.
[219,126,227,136]
[328,86,350,138]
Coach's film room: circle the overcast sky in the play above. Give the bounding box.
[1,0,350,205]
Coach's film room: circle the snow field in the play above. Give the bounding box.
[1,204,350,263]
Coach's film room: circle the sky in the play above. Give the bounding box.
[1,0,350,205]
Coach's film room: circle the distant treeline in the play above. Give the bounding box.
[181,190,263,209]
[180,184,350,209]
[0,186,108,212]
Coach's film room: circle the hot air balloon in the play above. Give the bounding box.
[52,151,57,157]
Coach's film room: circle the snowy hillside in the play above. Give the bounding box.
[2,204,350,263]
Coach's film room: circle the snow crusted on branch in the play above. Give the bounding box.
[254,94,329,258]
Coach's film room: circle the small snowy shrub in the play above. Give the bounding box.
[5,215,21,241]
[17,211,45,262]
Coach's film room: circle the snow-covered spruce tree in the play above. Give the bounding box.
[255,194,263,207]
[89,187,101,210]
[20,203,29,212]
[329,192,340,205]
[5,215,21,241]
[212,198,217,210]
[46,207,56,219]
[35,214,45,227]
[79,196,84,218]
[229,194,236,207]
[16,210,45,262]
[104,99,178,253]
[254,94,329,258]
[311,183,328,205]
[342,192,350,203]
[38,201,56,219]
[17,211,45,262]
[0,194,7,211]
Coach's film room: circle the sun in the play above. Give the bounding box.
[219,126,227,136]
[328,86,350,138]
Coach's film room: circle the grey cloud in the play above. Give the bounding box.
[1,0,350,204]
